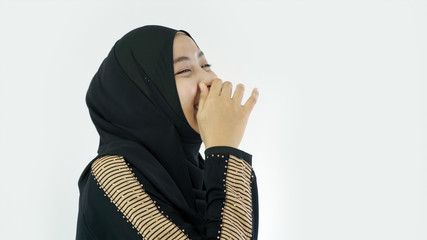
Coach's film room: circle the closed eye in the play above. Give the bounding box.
[176,64,212,75]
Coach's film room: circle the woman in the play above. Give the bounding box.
[76,25,260,240]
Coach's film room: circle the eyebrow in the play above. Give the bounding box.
[173,51,204,64]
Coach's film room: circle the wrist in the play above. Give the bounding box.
[205,143,239,149]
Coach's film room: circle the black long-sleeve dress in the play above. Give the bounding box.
[76,146,259,240]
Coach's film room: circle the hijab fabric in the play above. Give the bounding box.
[79,25,206,234]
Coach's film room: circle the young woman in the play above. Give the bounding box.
[76,25,260,240]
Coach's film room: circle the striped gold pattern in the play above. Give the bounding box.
[91,155,189,240]
[219,154,253,239]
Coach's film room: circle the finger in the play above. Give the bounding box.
[221,81,233,99]
[208,78,223,99]
[198,82,208,109]
[243,88,259,114]
[232,83,245,105]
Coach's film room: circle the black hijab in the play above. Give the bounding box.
[81,25,206,233]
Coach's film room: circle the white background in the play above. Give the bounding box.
[0,0,426,239]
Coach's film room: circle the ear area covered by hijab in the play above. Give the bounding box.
[80,25,208,235]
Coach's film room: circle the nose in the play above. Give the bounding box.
[205,79,214,90]
[195,72,217,105]
[199,72,217,90]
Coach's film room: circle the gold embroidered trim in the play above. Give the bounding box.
[91,155,189,240]
[219,154,253,239]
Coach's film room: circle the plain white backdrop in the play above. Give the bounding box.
[0,0,426,239]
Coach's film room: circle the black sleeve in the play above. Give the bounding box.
[76,148,259,240]
[203,146,258,240]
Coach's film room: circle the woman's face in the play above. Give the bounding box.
[173,32,218,134]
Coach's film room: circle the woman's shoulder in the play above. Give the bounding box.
[91,155,126,172]
[90,154,130,181]
[92,154,124,163]
[85,154,190,239]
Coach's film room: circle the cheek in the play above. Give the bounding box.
[176,80,197,111]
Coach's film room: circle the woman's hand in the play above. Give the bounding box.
[196,78,259,149]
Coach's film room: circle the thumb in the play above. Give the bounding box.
[198,82,207,109]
